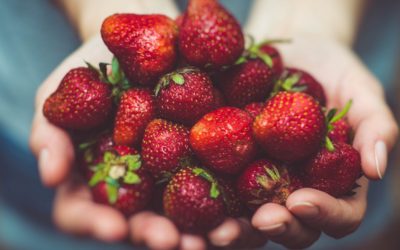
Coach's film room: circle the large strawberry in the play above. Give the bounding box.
[142,119,192,179]
[88,148,154,216]
[298,142,362,197]
[43,67,112,130]
[155,67,215,125]
[179,0,244,69]
[113,88,155,146]
[190,107,257,174]
[253,92,326,163]
[163,167,226,233]
[236,159,292,210]
[101,14,178,86]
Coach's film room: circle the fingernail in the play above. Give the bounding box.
[289,202,319,219]
[374,140,387,179]
[38,148,49,176]
[259,223,286,236]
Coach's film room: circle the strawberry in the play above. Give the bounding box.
[218,178,244,217]
[155,67,215,125]
[216,43,283,107]
[88,148,154,216]
[190,107,257,174]
[113,88,155,146]
[236,159,292,210]
[273,68,326,106]
[179,0,244,69]
[328,119,352,143]
[101,14,178,86]
[298,142,362,197]
[43,67,112,130]
[141,119,192,179]
[163,167,226,233]
[253,92,326,163]
[244,102,264,119]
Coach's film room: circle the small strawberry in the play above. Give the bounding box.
[328,119,352,143]
[163,167,226,233]
[244,102,264,119]
[216,43,283,107]
[273,68,326,106]
[142,119,192,179]
[179,0,244,69]
[101,14,178,85]
[253,92,326,163]
[236,159,291,210]
[113,88,155,146]
[298,142,362,197]
[89,149,154,216]
[155,67,215,125]
[43,67,112,130]
[324,100,353,150]
[190,107,257,174]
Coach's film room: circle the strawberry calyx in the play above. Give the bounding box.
[154,67,200,96]
[256,165,282,190]
[325,100,352,152]
[89,151,142,204]
[192,167,220,199]
[270,70,306,97]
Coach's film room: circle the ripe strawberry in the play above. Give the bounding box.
[216,43,283,107]
[328,119,352,143]
[155,67,215,125]
[274,68,326,106]
[101,14,178,85]
[43,67,112,130]
[253,92,326,163]
[179,0,244,69]
[163,167,226,233]
[190,107,257,174]
[236,159,291,210]
[88,148,154,216]
[113,88,155,146]
[244,102,264,119]
[142,119,192,179]
[298,142,362,197]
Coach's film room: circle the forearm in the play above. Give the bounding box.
[245,0,364,46]
[57,0,180,42]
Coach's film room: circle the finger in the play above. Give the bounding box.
[130,212,180,250]
[252,203,320,249]
[180,235,207,250]
[29,113,74,187]
[208,218,241,247]
[287,178,368,239]
[53,177,128,242]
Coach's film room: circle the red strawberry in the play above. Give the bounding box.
[155,67,215,125]
[275,68,326,106]
[298,142,362,197]
[328,119,352,143]
[175,14,184,28]
[218,178,244,217]
[142,119,192,179]
[253,92,326,163]
[236,159,291,210]
[113,88,155,146]
[216,43,283,107]
[88,148,154,216]
[163,167,226,233]
[101,14,178,86]
[190,107,257,174]
[43,67,112,130]
[179,0,244,69]
[244,102,264,119]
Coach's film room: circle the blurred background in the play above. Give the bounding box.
[0,0,399,249]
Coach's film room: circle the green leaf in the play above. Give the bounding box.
[291,86,308,92]
[257,52,273,68]
[265,165,280,181]
[331,100,352,123]
[171,74,185,85]
[123,172,141,184]
[99,62,110,83]
[103,152,116,163]
[121,155,141,171]
[89,170,106,187]
[234,56,247,65]
[106,183,119,204]
[192,168,213,182]
[109,57,122,84]
[325,136,335,152]
[105,176,119,186]
[281,74,300,91]
[210,182,220,199]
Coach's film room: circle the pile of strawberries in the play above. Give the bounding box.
[43,0,362,234]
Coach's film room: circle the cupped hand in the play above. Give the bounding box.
[249,35,398,248]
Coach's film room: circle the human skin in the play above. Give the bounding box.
[30,0,398,249]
